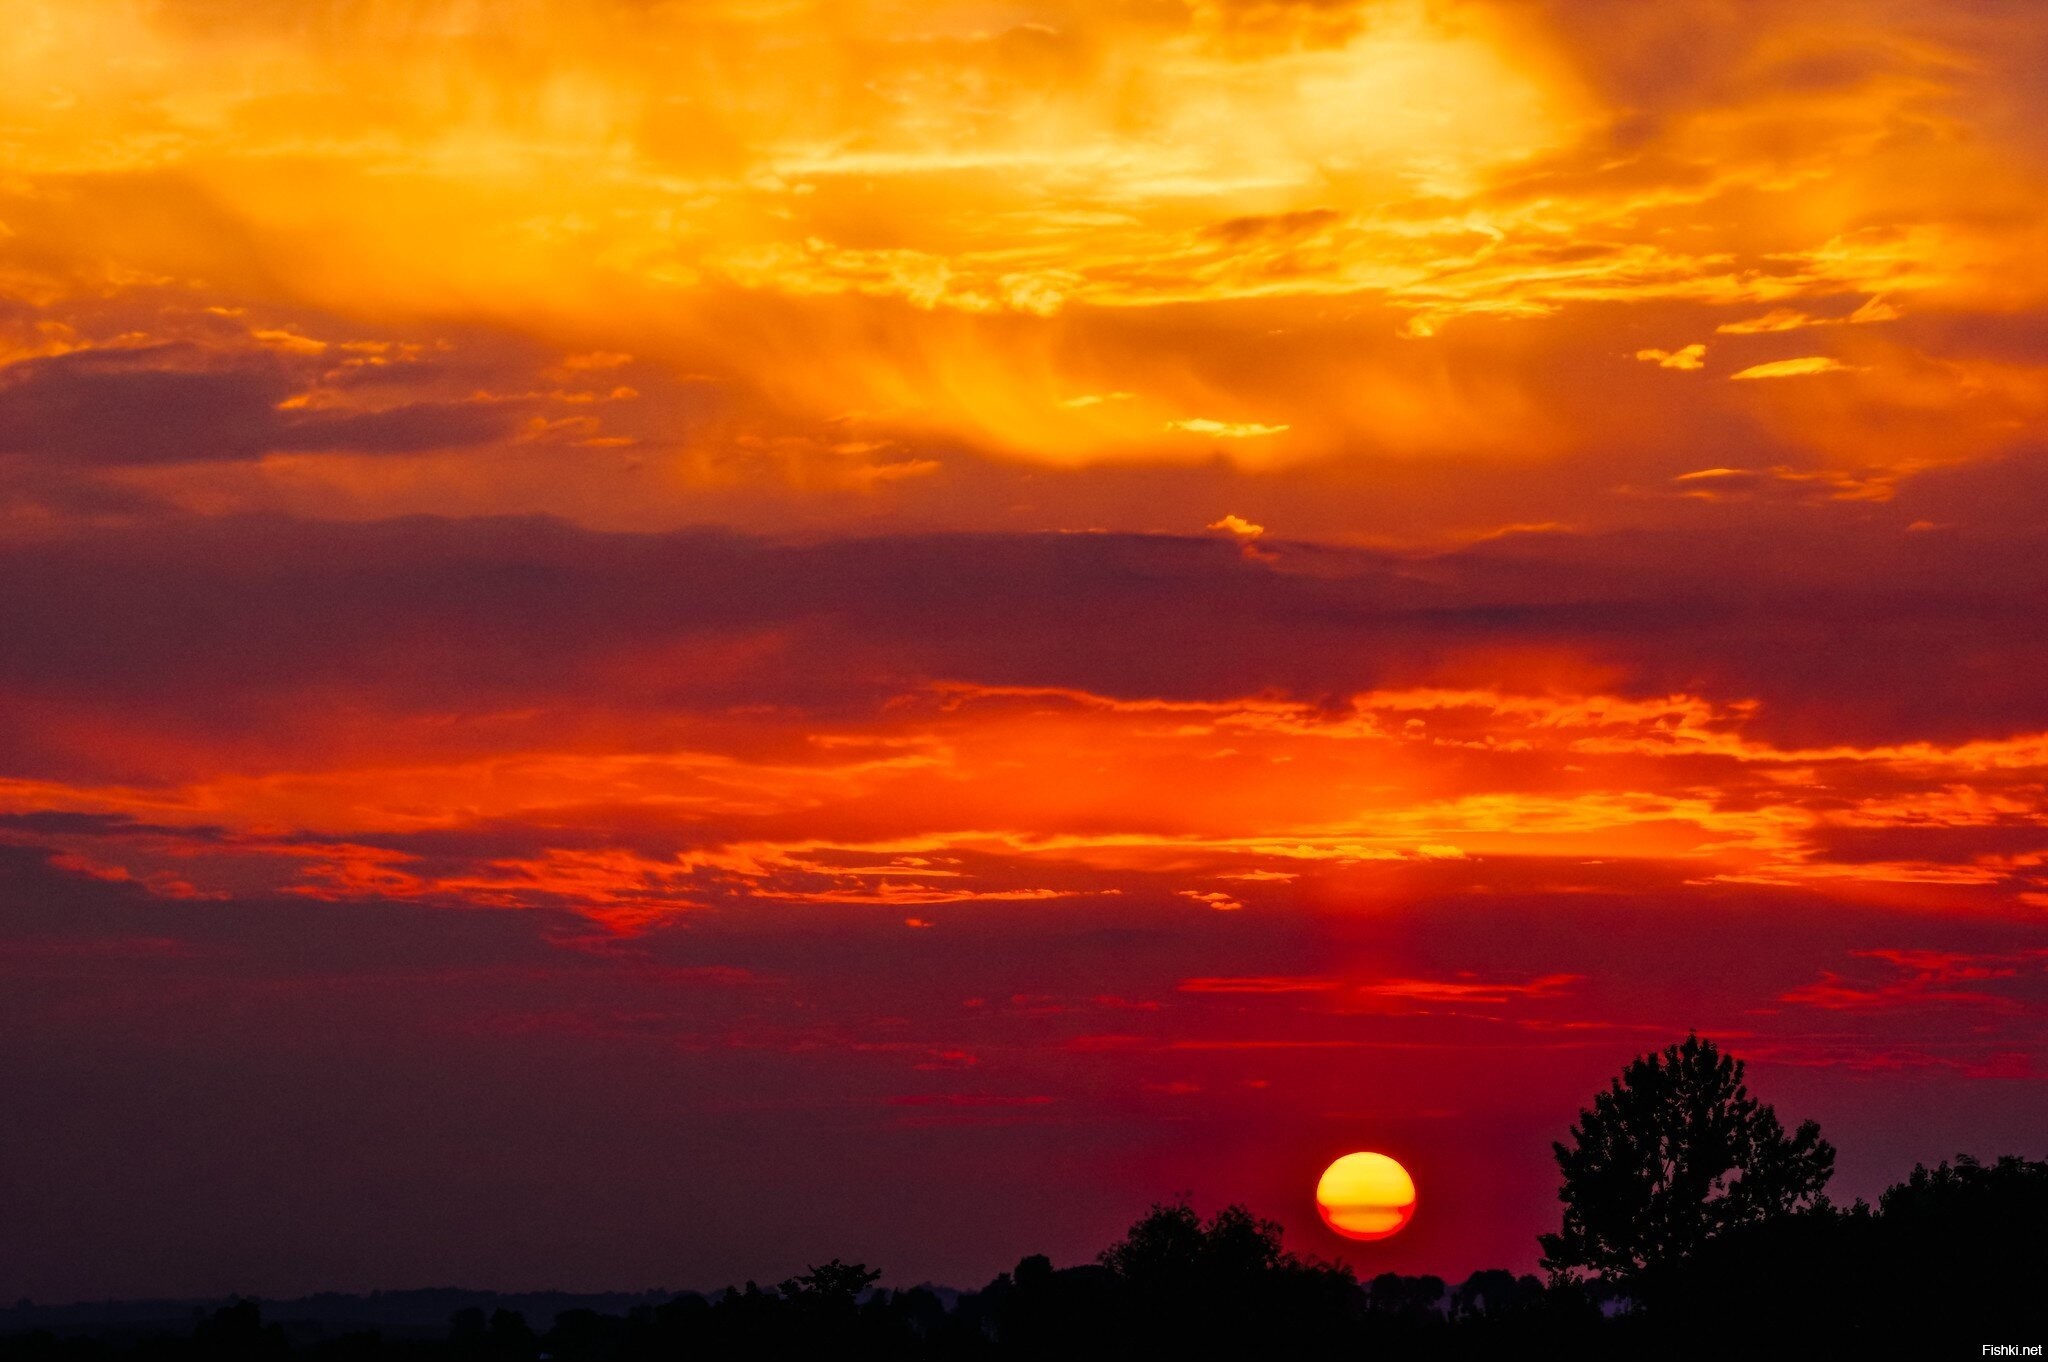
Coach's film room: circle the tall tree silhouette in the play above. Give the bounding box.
[1539,1034,1834,1289]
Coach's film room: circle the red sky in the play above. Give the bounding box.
[4,0,2048,1302]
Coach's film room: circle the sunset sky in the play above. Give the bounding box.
[5,0,2048,1302]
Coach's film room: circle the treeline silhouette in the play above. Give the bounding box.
[6,1040,2044,1359]
[6,1158,2043,1362]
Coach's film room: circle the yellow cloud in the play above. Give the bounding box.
[1207,514,1266,539]
[1717,310,1820,335]
[1729,357,1857,380]
[1719,297,1902,333]
[1170,419,1291,439]
[1636,344,1707,370]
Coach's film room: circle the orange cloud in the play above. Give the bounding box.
[15,677,2048,922]
[5,0,2044,514]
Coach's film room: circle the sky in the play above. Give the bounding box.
[4,0,2048,1303]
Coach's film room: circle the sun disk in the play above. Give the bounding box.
[1316,1151,1417,1241]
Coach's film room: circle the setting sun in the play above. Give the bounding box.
[1316,1152,1418,1242]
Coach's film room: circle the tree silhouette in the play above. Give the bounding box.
[1871,1153,2048,1338]
[1450,1268,1544,1319]
[191,1301,288,1362]
[1098,1202,1358,1355]
[775,1259,881,1306]
[1364,1272,1445,1319]
[1539,1034,1834,1289]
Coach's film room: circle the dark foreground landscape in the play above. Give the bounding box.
[8,1041,2044,1361]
